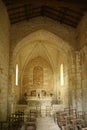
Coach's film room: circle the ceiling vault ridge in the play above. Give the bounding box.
[22,42,39,71]
[41,43,55,72]
[25,44,54,73]
[13,29,73,64]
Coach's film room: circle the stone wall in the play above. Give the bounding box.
[9,20,74,111]
[77,12,87,49]
[0,0,87,118]
[0,0,10,120]
[9,15,87,112]
[22,56,53,96]
[76,12,87,111]
[80,46,87,111]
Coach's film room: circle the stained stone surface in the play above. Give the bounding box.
[0,0,10,121]
[36,117,60,130]
[21,116,60,130]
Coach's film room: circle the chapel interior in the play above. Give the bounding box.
[0,0,87,130]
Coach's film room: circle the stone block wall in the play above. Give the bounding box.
[22,56,53,96]
[80,47,87,111]
[9,12,87,113]
[0,0,10,121]
[77,12,87,111]
[0,0,87,119]
[77,12,87,49]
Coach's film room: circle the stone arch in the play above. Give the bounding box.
[13,29,73,61]
[22,56,54,96]
[11,17,76,50]
[12,29,74,86]
[21,41,55,73]
[12,29,74,78]
[11,29,74,111]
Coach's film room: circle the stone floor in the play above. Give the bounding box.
[36,117,60,130]
[21,116,60,130]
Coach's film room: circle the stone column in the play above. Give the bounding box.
[69,51,82,111]
[81,49,87,112]
[75,52,82,111]
[68,51,77,109]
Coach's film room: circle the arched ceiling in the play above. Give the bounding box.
[13,29,72,58]
[13,29,71,71]
[3,0,87,28]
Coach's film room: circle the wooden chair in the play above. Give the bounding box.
[77,111,85,119]
[36,106,41,117]
[25,116,36,130]
[46,106,51,116]
[29,109,37,118]
[8,111,24,130]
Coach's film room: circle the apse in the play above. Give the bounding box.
[11,29,73,113]
[22,56,53,98]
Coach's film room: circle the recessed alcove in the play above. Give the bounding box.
[11,29,73,114]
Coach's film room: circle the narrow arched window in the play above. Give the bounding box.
[33,66,43,86]
[16,64,18,86]
[60,64,64,86]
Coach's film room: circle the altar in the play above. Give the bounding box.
[26,96,52,107]
[16,88,63,116]
[28,89,47,98]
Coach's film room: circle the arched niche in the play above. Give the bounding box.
[11,29,74,112]
[22,56,53,97]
